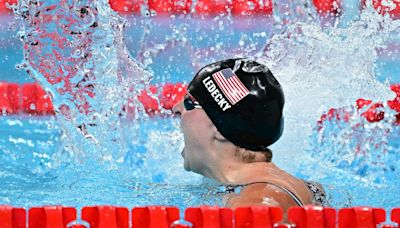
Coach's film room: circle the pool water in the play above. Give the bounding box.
[1,0,400,212]
[0,116,216,208]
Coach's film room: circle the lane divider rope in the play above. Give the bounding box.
[1,82,400,127]
[0,82,187,116]
[0,205,399,228]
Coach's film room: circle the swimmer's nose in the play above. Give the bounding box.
[172,100,184,117]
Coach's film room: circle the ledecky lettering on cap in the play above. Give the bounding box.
[203,76,232,111]
[202,68,250,111]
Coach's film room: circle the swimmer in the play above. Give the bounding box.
[172,58,327,212]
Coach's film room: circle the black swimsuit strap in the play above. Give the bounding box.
[243,181,304,206]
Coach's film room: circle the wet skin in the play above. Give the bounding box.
[172,96,314,211]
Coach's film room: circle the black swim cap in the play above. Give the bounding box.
[188,58,284,151]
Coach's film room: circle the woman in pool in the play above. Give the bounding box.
[172,58,326,211]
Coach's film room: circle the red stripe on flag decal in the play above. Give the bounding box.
[212,70,249,105]
[214,71,240,104]
[225,74,243,103]
[231,76,249,96]
[230,76,246,103]
[214,72,247,104]
[213,72,236,104]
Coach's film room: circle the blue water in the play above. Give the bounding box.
[0,116,218,208]
[1,0,400,212]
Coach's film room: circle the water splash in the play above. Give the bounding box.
[258,2,400,207]
[4,0,400,209]
[311,104,399,183]
[260,5,399,158]
[300,103,400,207]
[13,0,151,167]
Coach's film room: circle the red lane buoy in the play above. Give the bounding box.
[288,206,336,228]
[313,0,341,14]
[372,0,400,18]
[232,0,273,16]
[235,206,283,227]
[0,206,26,228]
[318,83,400,129]
[82,206,129,228]
[108,0,144,14]
[148,0,192,15]
[0,0,17,13]
[0,82,20,114]
[184,206,233,228]
[29,207,76,228]
[132,206,179,228]
[356,99,385,123]
[136,82,187,116]
[194,0,232,16]
[338,207,386,228]
[21,83,55,115]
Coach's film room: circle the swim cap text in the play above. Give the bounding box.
[202,76,232,111]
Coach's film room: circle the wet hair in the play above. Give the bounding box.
[234,147,273,163]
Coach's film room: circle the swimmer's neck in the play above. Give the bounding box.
[204,161,278,185]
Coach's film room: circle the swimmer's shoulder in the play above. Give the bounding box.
[225,182,301,212]
[223,163,321,210]
[260,163,316,205]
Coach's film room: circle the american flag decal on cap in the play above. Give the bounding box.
[212,68,250,105]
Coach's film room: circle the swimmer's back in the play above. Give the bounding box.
[225,163,327,211]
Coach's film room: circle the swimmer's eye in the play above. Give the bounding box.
[183,94,202,111]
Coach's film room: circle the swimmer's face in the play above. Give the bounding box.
[172,95,217,175]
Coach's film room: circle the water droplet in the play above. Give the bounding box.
[247,2,255,10]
